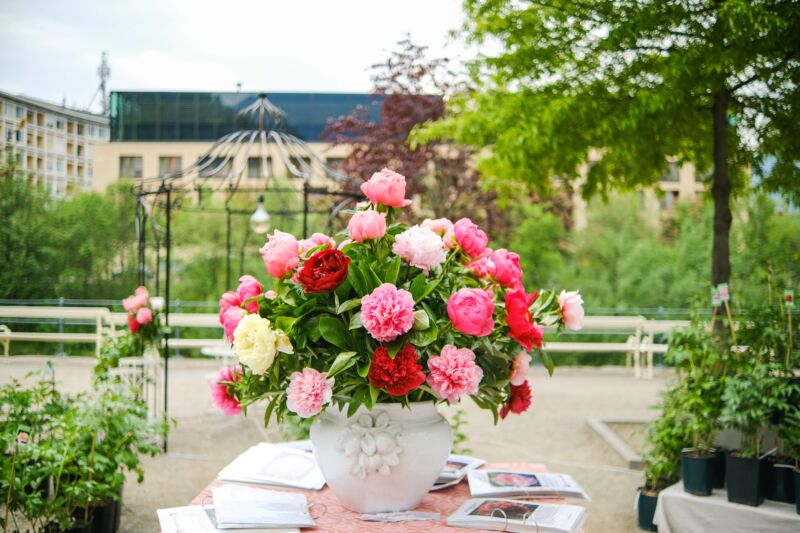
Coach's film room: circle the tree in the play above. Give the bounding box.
[417,0,800,287]
[322,37,511,235]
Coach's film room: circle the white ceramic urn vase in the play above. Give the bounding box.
[310,402,451,513]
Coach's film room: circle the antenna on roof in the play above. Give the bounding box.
[88,51,111,115]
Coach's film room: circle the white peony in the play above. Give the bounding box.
[391,225,446,274]
[233,314,293,374]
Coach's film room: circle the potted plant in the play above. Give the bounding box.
[213,168,583,513]
[665,318,727,496]
[720,360,794,506]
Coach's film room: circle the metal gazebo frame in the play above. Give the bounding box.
[132,94,360,450]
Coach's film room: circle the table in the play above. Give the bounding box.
[191,463,567,532]
[653,482,800,533]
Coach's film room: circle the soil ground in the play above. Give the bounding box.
[1,356,669,532]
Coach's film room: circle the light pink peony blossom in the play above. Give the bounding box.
[453,218,488,258]
[219,291,241,324]
[347,209,387,242]
[360,283,415,342]
[209,367,242,416]
[466,249,495,279]
[264,290,277,299]
[558,290,585,331]
[427,345,484,403]
[490,249,523,289]
[421,217,454,237]
[509,352,532,386]
[286,368,334,418]
[135,307,153,325]
[259,230,300,278]
[392,225,446,274]
[447,288,495,337]
[222,307,246,342]
[236,275,262,313]
[337,238,353,250]
[298,233,336,257]
[360,168,412,208]
[122,286,149,313]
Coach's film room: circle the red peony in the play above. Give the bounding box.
[295,248,350,293]
[368,344,426,396]
[505,288,543,350]
[128,313,141,333]
[500,381,532,419]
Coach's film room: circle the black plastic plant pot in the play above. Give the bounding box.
[765,459,795,504]
[726,453,765,507]
[65,516,94,533]
[794,469,800,515]
[712,449,726,489]
[681,450,715,496]
[90,498,117,533]
[637,487,658,531]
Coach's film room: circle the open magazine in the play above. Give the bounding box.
[218,443,325,490]
[212,484,315,530]
[156,505,300,533]
[431,454,486,491]
[447,498,586,533]
[467,470,590,500]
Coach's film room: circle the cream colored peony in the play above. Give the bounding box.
[233,314,293,374]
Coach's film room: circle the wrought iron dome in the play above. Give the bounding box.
[135,92,354,198]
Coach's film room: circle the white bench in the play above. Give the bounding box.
[0,306,118,356]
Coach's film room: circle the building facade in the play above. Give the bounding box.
[0,90,109,196]
[92,91,378,191]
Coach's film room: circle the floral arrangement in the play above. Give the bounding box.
[121,285,162,347]
[211,168,583,422]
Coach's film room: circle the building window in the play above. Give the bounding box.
[97,127,106,138]
[16,106,24,119]
[55,159,65,173]
[89,126,96,136]
[5,128,11,142]
[56,119,64,130]
[325,157,344,171]
[198,156,232,178]
[119,156,143,178]
[15,130,22,142]
[159,156,182,176]
[247,157,273,178]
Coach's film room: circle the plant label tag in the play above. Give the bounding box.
[16,424,32,446]
[711,287,721,307]
[785,289,795,308]
[717,283,730,302]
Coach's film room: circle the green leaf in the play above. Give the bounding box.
[275,316,298,332]
[384,256,401,284]
[349,311,363,330]
[319,316,352,350]
[364,265,383,291]
[386,338,405,357]
[347,392,363,417]
[357,358,371,377]
[409,274,426,300]
[417,279,441,302]
[408,323,439,347]
[348,264,368,297]
[327,351,358,378]
[368,384,380,408]
[539,350,555,377]
[337,298,362,315]
[305,315,322,342]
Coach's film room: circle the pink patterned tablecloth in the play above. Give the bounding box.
[191,463,569,533]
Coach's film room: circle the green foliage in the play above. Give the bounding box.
[93,333,138,381]
[0,369,165,531]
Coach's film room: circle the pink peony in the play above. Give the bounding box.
[209,367,242,416]
[421,218,454,237]
[219,291,241,324]
[392,225,446,274]
[558,290,585,331]
[360,168,412,208]
[360,283,416,342]
[453,218,488,258]
[135,307,153,325]
[509,352,531,386]
[236,275,262,314]
[347,209,387,242]
[447,288,495,336]
[264,290,277,299]
[490,249,523,289]
[466,250,494,279]
[427,344,484,403]
[298,233,336,257]
[259,230,300,278]
[286,368,334,418]
[338,238,353,250]
[122,286,149,313]
[222,307,245,342]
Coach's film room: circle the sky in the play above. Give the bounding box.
[0,0,468,112]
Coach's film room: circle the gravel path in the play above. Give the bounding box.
[1,356,669,532]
